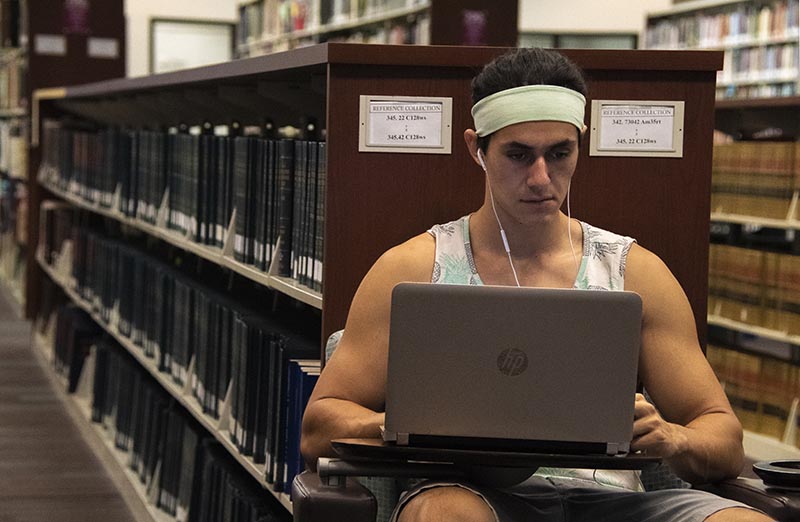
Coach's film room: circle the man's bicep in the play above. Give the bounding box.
[630,248,734,424]
[313,334,388,412]
[308,237,433,413]
[309,282,391,412]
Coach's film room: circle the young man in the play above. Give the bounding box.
[301,48,772,522]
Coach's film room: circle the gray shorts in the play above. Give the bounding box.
[390,476,762,522]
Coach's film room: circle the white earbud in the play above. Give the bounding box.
[477,149,487,171]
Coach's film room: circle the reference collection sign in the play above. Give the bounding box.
[589,100,684,158]
[359,95,453,154]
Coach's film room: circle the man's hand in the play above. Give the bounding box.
[631,393,689,458]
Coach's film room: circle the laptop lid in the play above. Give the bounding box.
[383,283,642,456]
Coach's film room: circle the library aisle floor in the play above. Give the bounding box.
[0,287,136,522]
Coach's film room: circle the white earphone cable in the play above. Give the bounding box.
[487,178,522,287]
[480,149,580,286]
[566,180,579,274]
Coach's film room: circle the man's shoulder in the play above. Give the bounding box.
[373,232,435,283]
[623,243,674,292]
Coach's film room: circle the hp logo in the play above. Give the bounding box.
[497,348,528,376]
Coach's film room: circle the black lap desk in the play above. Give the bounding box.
[326,438,661,486]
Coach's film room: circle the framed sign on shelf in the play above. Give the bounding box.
[150,18,235,74]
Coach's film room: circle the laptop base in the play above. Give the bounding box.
[383,432,630,457]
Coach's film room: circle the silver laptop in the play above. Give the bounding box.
[383,283,642,456]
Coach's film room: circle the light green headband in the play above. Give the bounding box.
[471,85,586,137]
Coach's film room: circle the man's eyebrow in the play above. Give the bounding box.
[502,139,577,150]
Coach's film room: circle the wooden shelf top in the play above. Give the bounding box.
[45,43,724,101]
[710,212,800,231]
[715,96,800,111]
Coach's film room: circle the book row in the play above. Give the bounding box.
[711,140,800,221]
[87,328,290,521]
[238,0,424,45]
[707,341,799,448]
[720,42,798,84]
[709,242,800,335]
[319,12,429,47]
[0,49,24,111]
[0,118,28,180]
[39,205,321,496]
[39,121,326,292]
[718,79,798,99]
[646,0,799,50]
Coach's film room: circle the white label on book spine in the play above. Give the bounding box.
[34,34,67,56]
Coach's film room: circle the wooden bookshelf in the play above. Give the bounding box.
[36,250,296,513]
[706,89,800,451]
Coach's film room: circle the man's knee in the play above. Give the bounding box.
[398,486,496,522]
[705,507,775,522]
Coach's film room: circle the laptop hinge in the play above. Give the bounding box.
[606,442,630,456]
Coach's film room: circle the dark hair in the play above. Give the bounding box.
[472,48,588,151]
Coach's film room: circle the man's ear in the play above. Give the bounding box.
[464,128,482,167]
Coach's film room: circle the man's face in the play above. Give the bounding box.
[482,120,580,225]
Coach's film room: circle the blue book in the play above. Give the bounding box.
[283,360,319,494]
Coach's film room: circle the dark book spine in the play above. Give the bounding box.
[232,137,250,262]
[193,291,209,410]
[200,132,215,245]
[189,133,201,241]
[314,142,326,291]
[251,329,272,464]
[214,136,230,248]
[167,132,179,231]
[216,305,232,419]
[275,139,295,276]
[253,138,266,270]
[291,140,305,283]
[264,139,277,269]
[230,315,246,450]
[241,321,262,456]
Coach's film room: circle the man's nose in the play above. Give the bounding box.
[526,156,550,186]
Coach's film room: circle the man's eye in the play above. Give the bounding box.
[507,152,528,162]
[550,150,570,160]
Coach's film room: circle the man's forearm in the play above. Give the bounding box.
[666,412,744,484]
[300,398,385,471]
